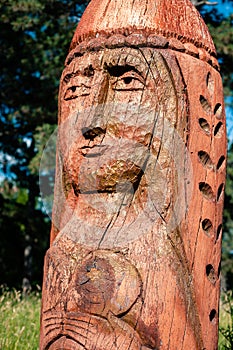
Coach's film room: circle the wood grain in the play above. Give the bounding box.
[40,1,226,349]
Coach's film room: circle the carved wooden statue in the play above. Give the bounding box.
[40,0,226,349]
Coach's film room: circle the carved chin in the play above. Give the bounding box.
[70,159,144,195]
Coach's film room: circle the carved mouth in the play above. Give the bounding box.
[80,145,107,158]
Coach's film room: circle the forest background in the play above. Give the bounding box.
[0,0,233,293]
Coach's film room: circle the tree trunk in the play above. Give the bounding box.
[22,175,36,295]
[40,0,226,349]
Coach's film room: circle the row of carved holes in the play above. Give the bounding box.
[198,85,225,240]
[200,74,226,197]
[201,73,220,324]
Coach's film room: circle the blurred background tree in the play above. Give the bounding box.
[0,0,88,291]
[0,0,232,291]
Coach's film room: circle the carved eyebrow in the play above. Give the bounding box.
[63,72,79,84]
[63,65,94,84]
[105,64,145,80]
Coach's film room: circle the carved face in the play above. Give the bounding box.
[61,49,155,192]
[56,48,186,245]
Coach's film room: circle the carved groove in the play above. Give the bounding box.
[198,151,214,169]
[218,261,221,279]
[206,264,217,285]
[214,103,223,119]
[206,72,214,95]
[217,155,225,171]
[82,126,106,140]
[201,219,213,235]
[199,118,210,134]
[217,183,224,202]
[209,309,217,323]
[200,95,211,114]
[199,182,215,201]
[216,224,222,241]
[214,122,223,137]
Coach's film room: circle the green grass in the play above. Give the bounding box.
[0,288,41,350]
[0,287,232,349]
[219,291,233,350]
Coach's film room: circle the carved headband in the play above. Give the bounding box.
[67,29,219,71]
[66,0,219,70]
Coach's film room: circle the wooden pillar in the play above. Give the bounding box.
[40,0,227,349]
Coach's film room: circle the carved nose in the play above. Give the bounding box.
[81,126,106,140]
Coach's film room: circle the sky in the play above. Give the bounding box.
[202,0,233,14]
[216,0,233,14]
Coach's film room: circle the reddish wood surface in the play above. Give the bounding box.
[40,1,226,349]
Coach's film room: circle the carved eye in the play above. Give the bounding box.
[64,84,91,101]
[64,85,78,100]
[112,71,145,91]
